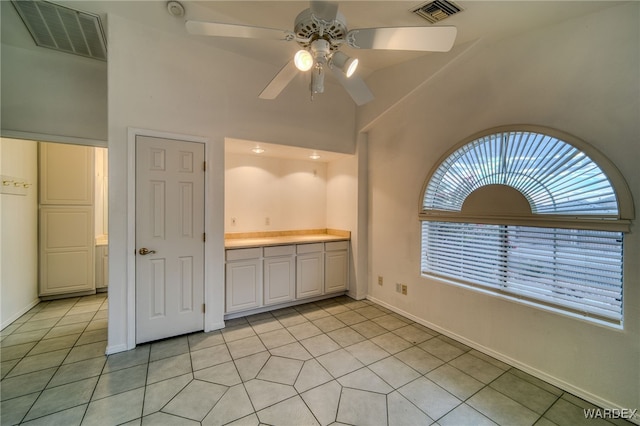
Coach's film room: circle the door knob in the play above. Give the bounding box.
[138,248,156,255]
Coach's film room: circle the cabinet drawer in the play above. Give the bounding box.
[226,247,261,261]
[297,243,324,254]
[264,245,295,257]
[325,241,349,251]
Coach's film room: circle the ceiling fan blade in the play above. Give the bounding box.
[310,1,339,22]
[347,26,457,52]
[259,61,299,100]
[330,67,374,106]
[186,20,292,41]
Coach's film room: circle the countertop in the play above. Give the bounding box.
[225,230,350,249]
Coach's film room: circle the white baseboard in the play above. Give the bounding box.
[105,343,129,355]
[1,298,40,331]
[206,321,226,332]
[223,292,348,320]
[366,295,639,425]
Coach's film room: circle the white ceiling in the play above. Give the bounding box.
[181,0,623,75]
[2,0,622,75]
[1,0,624,161]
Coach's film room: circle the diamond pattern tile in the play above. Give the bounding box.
[0,293,628,426]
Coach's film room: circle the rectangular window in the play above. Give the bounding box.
[421,221,623,323]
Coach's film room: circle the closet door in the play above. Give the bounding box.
[39,143,95,297]
[39,205,94,296]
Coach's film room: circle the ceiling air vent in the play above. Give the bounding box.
[11,0,107,61]
[411,0,462,24]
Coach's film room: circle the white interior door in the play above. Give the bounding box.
[135,135,205,343]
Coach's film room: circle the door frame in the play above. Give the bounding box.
[126,128,222,350]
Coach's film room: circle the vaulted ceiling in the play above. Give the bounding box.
[2,0,621,76]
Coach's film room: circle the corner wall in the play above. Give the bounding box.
[365,3,639,412]
[327,153,361,298]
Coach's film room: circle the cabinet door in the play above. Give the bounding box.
[226,259,262,313]
[325,250,348,293]
[297,252,324,299]
[39,206,95,296]
[39,143,94,205]
[264,256,295,305]
[95,245,109,290]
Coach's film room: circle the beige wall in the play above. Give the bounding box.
[0,44,107,143]
[0,138,39,328]
[365,3,639,413]
[225,153,329,233]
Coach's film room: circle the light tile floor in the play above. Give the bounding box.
[0,294,632,426]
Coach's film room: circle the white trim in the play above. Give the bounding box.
[223,292,348,320]
[1,129,107,147]
[208,321,226,330]
[367,294,640,425]
[126,127,209,350]
[105,343,128,355]
[0,298,40,331]
[126,131,136,350]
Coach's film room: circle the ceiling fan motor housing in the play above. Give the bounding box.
[294,8,348,50]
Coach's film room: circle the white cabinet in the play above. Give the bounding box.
[39,143,95,297]
[226,248,262,313]
[325,241,349,294]
[95,244,109,291]
[296,243,324,299]
[264,245,296,305]
[224,239,350,315]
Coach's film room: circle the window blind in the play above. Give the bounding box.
[422,221,623,322]
[423,131,619,215]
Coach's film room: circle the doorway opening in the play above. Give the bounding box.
[0,137,108,330]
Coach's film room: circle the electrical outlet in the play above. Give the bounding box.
[265,217,270,226]
[396,283,402,293]
[231,217,236,226]
[378,276,383,286]
[401,284,408,295]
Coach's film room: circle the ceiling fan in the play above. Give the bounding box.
[186,1,457,105]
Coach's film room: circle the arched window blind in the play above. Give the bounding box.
[420,127,633,325]
[423,131,618,215]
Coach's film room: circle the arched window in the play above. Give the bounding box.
[420,126,634,325]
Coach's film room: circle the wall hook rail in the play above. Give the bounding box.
[0,175,31,195]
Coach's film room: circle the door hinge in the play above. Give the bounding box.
[203,232,206,242]
[203,161,207,171]
[202,304,206,313]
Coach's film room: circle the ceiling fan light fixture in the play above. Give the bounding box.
[331,51,358,77]
[345,58,358,78]
[294,49,314,71]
